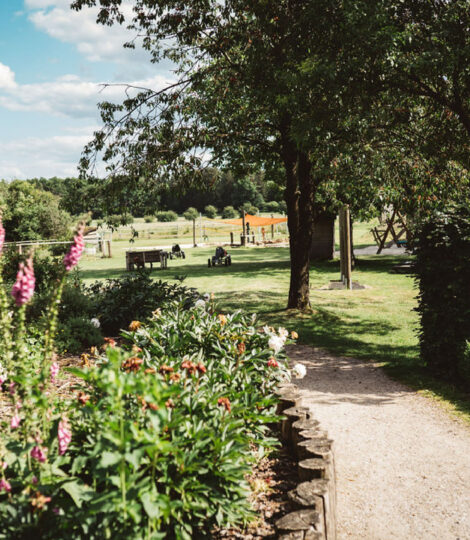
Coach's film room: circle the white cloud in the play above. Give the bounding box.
[0,130,95,179]
[0,63,17,90]
[0,63,173,119]
[26,0,151,70]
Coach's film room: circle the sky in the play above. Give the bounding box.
[0,0,173,179]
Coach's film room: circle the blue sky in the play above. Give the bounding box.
[0,0,172,179]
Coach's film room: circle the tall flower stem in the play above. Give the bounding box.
[0,261,12,370]
[43,275,65,367]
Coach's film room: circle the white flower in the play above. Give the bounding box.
[278,327,289,342]
[203,293,210,301]
[263,325,272,335]
[195,299,206,309]
[90,318,100,328]
[292,363,307,379]
[268,335,284,354]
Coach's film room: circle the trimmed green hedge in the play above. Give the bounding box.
[414,204,470,384]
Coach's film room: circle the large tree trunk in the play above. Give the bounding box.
[281,122,316,310]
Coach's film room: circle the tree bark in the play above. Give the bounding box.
[280,120,316,310]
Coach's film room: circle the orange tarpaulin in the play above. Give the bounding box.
[216,214,287,227]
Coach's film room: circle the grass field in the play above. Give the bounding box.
[78,230,470,423]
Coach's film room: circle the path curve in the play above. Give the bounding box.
[288,345,470,540]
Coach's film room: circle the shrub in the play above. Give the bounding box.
[143,215,155,223]
[0,180,71,242]
[204,205,218,219]
[240,202,258,215]
[183,207,199,221]
[87,271,199,335]
[278,200,287,214]
[263,201,280,213]
[156,210,178,222]
[414,204,470,385]
[0,297,294,539]
[222,206,239,219]
[105,214,134,228]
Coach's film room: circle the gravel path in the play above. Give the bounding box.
[288,345,470,540]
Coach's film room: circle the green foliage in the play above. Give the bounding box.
[0,296,292,538]
[56,316,103,354]
[241,203,258,216]
[105,214,134,229]
[143,215,155,223]
[86,271,199,335]
[414,204,470,385]
[182,207,199,221]
[0,181,71,242]
[203,205,218,219]
[222,206,239,219]
[156,211,178,223]
[263,201,280,213]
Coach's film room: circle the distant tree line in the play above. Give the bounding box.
[21,169,286,219]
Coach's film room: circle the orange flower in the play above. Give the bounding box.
[165,399,174,409]
[197,362,206,374]
[121,356,143,372]
[170,373,181,382]
[77,392,90,405]
[159,364,174,374]
[290,331,299,340]
[217,397,231,412]
[31,491,51,511]
[218,314,227,326]
[129,320,142,332]
[237,342,246,355]
[80,353,91,367]
[102,337,116,350]
[145,367,156,374]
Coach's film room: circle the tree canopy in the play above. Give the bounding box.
[71,0,470,309]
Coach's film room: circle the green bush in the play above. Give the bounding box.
[87,271,199,335]
[263,201,280,213]
[240,202,258,215]
[105,214,134,228]
[0,180,71,242]
[221,206,239,219]
[156,210,178,222]
[183,207,199,221]
[55,316,103,354]
[203,205,218,219]
[414,204,470,385]
[0,299,293,539]
[143,215,155,223]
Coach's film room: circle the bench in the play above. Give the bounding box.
[125,249,168,271]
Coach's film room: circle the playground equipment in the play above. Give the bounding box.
[126,248,168,270]
[208,246,232,267]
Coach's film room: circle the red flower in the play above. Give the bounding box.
[267,357,279,368]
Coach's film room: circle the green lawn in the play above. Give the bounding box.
[79,241,470,423]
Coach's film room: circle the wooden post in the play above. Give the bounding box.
[339,206,352,289]
[230,232,234,245]
[241,211,246,246]
[193,219,197,247]
[17,244,23,255]
[344,207,352,289]
[107,240,112,258]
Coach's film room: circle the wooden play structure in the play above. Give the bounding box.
[371,208,409,254]
[126,248,168,270]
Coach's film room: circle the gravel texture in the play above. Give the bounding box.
[288,345,470,540]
